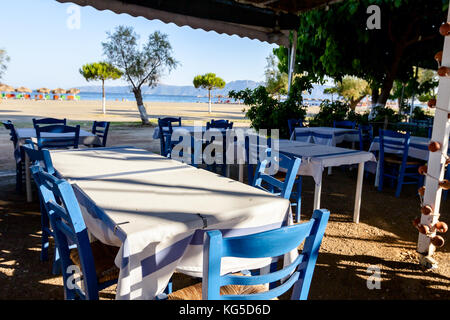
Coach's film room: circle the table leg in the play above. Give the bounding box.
[25,153,32,202]
[313,181,322,210]
[374,159,380,187]
[238,163,244,182]
[353,162,364,224]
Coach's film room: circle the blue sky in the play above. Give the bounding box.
[0,0,277,89]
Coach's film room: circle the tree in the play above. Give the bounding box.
[79,62,123,114]
[102,26,178,124]
[324,76,371,110]
[193,73,225,113]
[264,54,288,100]
[275,0,447,109]
[0,49,10,80]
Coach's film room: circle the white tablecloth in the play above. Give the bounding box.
[290,127,360,146]
[244,139,376,185]
[49,146,292,300]
[369,136,449,161]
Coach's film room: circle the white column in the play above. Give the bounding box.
[417,4,450,268]
[287,30,298,95]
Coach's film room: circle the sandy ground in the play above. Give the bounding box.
[0,99,254,125]
[0,102,449,300]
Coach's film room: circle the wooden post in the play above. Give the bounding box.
[287,30,298,95]
[417,3,450,268]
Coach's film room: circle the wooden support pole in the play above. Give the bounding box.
[417,3,450,268]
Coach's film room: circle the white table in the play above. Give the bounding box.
[369,136,450,187]
[239,139,376,223]
[290,127,360,146]
[16,128,101,202]
[49,146,293,300]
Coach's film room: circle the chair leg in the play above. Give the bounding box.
[16,161,23,193]
[377,162,384,192]
[395,166,406,198]
[295,177,302,223]
[40,199,49,262]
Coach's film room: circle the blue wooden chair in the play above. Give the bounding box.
[2,120,24,192]
[32,117,67,128]
[287,118,304,138]
[378,130,423,197]
[252,149,302,222]
[206,119,233,130]
[91,121,110,147]
[35,124,80,150]
[23,142,61,273]
[158,117,181,157]
[32,167,119,300]
[358,124,374,151]
[167,209,330,300]
[333,120,356,129]
[443,167,449,201]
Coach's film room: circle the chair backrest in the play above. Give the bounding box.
[31,166,100,300]
[22,140,55,174]
[333,120,356,129]
[2,120,18,147]
[91,121,110,147]
[379,129,410,163]
[35,124,80,150]
[158,118,179,157]
[32,117,67,127]
[358,124,374,150]
[252,148,301,199]
[206,119,233,130]
[202,209,330,300]
[288,118,304,137]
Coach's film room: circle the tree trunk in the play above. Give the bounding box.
[102,79,106,115]
[376,44,405,107]
[349,95,366,111]
[133,88,150,125]
[208,89,212,113]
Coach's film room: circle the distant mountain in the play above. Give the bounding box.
[78,80,263,96]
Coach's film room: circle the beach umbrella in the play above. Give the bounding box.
[52,88,66,94]
[15,86,32,93]
[37,87,51,94]
[0,83,14,92]
[66,88,80,94]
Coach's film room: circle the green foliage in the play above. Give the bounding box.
[324,76,370,110]
[309,100,369,127]
[264,54,288,98]
[370,105,406,124]
[274,0,447,105]
[228,77,311,138]
[411,106,433,121]
[102,26,178,91]
[0,49,10,80]
[79,62,123,82]
[102,25,178,123]
[193,73,225,91]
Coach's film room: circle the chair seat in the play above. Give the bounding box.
[383,155,422,165]
[70,241,120,284]
[167,280,269,300]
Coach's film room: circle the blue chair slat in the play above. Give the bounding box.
[91,121,110,147]
[378,129,423,197]
[202,209,330,300]
[35,124,80,150]
[252,149,301,200]
[333,120,356,129]
[32,117,67,127]
[2,120,23,192]
[206,119,233,130]
[32,167,119,300]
